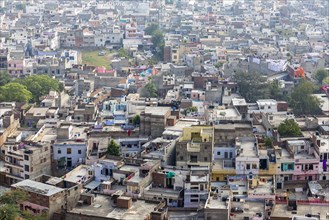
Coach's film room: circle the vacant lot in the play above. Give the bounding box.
[81,50,112,69]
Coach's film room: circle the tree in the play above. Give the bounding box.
[0,190,27,205]
[269,81,283,100]
[144,23,159,35]
[278,119,302,137]
[314,69,329,84]
[233,71,269,102]
[0,70,11,86]
[0,83,32,103]
[151,30,164,49]
[0,204,20,220]
[15,75,61,103]
[144,81,158,98]
[117,48,130,58]
[132,115,140,126]
[264,137,273,147]
[107,140,120,156]
[289,81,322,115]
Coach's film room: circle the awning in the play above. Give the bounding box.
[84,180,101,190]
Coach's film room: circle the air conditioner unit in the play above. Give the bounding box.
[5,167,11,173]
[5,157,10,162]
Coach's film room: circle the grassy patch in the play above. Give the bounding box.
[81,50,112,69]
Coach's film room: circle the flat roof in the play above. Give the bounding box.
[12,179,65,196]
[271,204,328,219]
[144,106,171,115]
[69,194,159,219]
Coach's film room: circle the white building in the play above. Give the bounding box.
[52,141,86,168]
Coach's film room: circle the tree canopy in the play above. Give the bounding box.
[278,119,302,137]
[132,115,140,126]
[233,71,269,102]
[117,48,131,59]
[0,71,11,86]
[0,190,46,220]
[15,75,61,103]
[314,69,329,84]
[0,82,32,103]
[107,140,120,156]
[143,81,158,98]
[288,81,322,115]
[144,23,159,35]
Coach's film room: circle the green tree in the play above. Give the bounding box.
[0,190,27,205]
[117,48,130,58]
[15,75,61,103]
[144,23,159,35]
[233,71,269,102]
[269,81,283,100]
[0,204,20,220]
[107,140,120,156]
[214,62,225,69]
[289,81,322,115]
[0,82,32,103]
[264,137,273,147]
[314,69,329,84]
[132,115,140,126]
[144,81,158,98]
[151,30,164,49]
[278,119,302,137]
[0,70,11,86]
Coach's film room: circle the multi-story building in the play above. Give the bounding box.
[11,175,81,219]
[3,141,51,185]
[176,126,214,168]
[235,137,260,175]
[184,166,210,208]
[140,106,172,138]
[287,140,319,181]
[312,133,329,181]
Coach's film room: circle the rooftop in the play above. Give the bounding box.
[69,194,159,220]
[12,179,65,196]
[144,106,171,116]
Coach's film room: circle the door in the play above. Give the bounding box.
[67,158,72,167]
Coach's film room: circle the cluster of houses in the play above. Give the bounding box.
[0,0,329,220]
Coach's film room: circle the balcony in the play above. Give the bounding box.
[185,189,208,195]
[7,151,23,158]
[6,172,24,180]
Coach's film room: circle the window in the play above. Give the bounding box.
[252,164,257,169]
[24,165,29,172]
[25,174,29,179]
[78,150,81,154]
[24,155,29,160]
[180,156,183,160]
[300,145,304,150]
[246,164,250,170]
[58,149,61,154]
[204,157,208,161]
[190,155,197,162]
[67,148,72,154]
[217,152,220,155]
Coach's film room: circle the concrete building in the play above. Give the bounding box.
[3,141,51,185]
[140,106,172,138]
[176,126,214,168]
[11,175,81,219]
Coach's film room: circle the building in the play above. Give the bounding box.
[11,175,81,219]
[3,141,51,185]
[140,106,172,138]
[176,126,214,168]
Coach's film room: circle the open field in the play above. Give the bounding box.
[81,49,112,69]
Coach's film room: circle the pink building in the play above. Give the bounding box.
[8,59,24,78]
[287,140,319,181]
[191,90,205,101]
